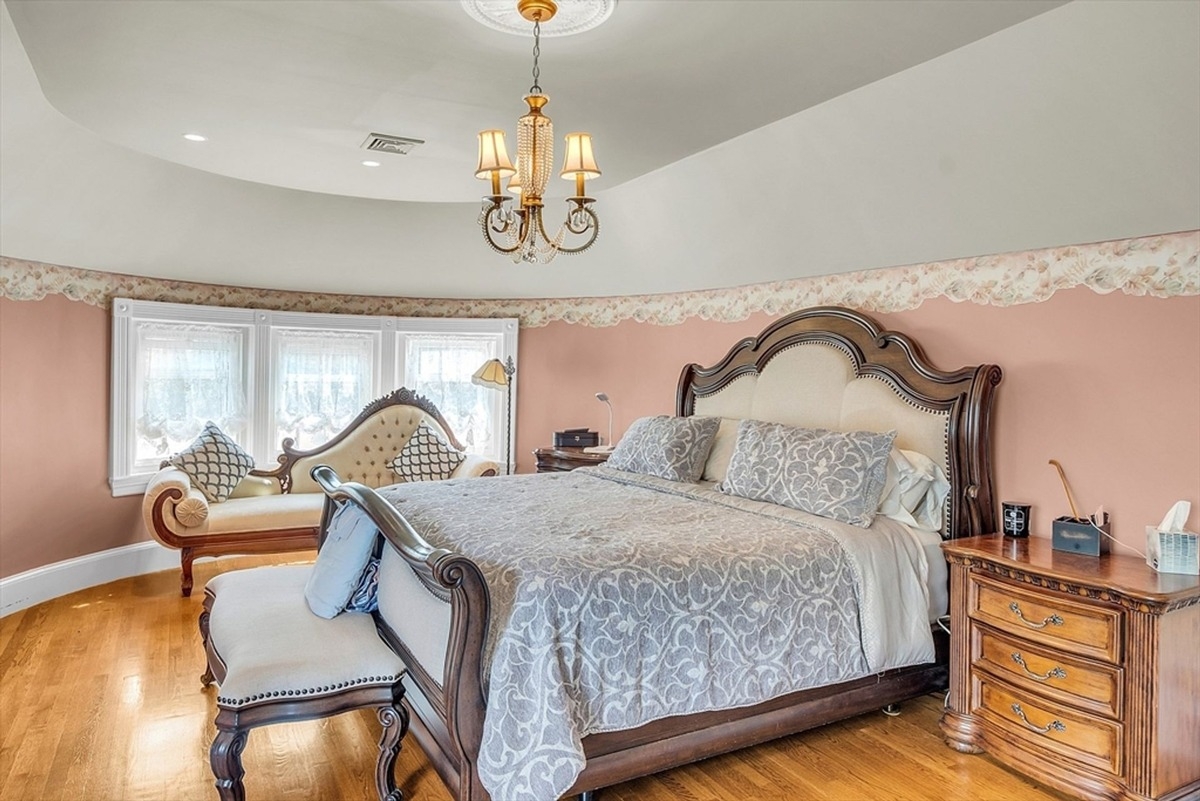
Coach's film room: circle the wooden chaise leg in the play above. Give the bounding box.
[181,547,196,597]
[376,698,410,801]
[210,712,249,801]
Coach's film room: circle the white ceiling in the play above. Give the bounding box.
[2,0,1197,300]
[6,0,1065,203]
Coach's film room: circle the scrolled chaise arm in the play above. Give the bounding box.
[143,466,211,546]
[451,453,501,479]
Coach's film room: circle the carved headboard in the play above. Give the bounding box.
[676,307,1002,539]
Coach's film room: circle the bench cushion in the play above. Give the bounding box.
[207,565,405,709]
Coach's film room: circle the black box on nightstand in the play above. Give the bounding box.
[1051,517,1110,556]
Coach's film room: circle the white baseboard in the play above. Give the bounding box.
[0,541,178,618]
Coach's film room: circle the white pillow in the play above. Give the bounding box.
[877,448,950,532]
[304,502,380,619]
[700,417,740,484]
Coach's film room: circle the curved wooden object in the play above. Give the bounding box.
[311,306,1003,801]
[150,387,472,596]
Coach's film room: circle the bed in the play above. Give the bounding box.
[311,306,1002,801]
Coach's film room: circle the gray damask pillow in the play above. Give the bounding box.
[605,415,721,483]
[719,420,896,527]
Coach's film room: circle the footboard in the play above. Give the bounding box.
[311,465,492,801]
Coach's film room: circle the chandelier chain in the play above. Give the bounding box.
[530,19,542,95]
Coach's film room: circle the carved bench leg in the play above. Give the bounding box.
[210,718,249,801]
[181,547,196,597]
[199,595,216,686]
[376,700,410,801]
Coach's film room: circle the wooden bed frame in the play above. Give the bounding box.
[312,306,1003,801]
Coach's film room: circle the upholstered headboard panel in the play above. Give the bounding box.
[677,307,1001,540]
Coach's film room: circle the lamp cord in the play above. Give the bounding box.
[530,18,542,94]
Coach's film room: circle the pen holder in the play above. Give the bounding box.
[1051,517,1110,557]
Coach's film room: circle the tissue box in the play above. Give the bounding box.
[1052,517,1109,556]
[1146,526,1200,575]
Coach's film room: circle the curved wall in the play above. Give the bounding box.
[2,234,1197,581]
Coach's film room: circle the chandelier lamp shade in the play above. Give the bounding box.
[475,0,601,264]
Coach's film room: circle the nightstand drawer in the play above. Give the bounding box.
[973,627,1121,718]
[974,675,1121,776]
[969,573,1121,663]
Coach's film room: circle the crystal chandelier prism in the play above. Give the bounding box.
[475,0,601,264]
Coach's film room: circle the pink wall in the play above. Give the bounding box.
[518,291,1200,554]
[0,296,143,577]
[2,288,1197,579]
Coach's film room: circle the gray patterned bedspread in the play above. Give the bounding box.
[375,466,933,801]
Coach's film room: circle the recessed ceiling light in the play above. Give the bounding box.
[182,133,207,142]
[362,160,382,167]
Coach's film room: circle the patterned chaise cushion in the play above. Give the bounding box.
[385,422,465,482]
[169,422,256,503]
[720,420,895,527]
[606,415,721,483]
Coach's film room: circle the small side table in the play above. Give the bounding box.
[534,447,610,473]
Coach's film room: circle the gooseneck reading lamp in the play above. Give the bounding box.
[472,356,517,474]
[595,392,614,450]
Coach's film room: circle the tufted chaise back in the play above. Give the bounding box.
[286,403,457,493]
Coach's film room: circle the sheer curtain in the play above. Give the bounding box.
[403,335,499,455]
[273,329,377,450]
[134,322,248,467]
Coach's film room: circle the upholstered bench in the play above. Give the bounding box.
[200,564,408,801]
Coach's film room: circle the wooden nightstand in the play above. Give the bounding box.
[941,535,1200,801]
[533,447,610,473]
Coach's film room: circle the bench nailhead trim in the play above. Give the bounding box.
[217,671,405,708]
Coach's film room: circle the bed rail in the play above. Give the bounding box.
[311,464,493,801]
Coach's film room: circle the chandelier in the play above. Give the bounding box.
[475,0,601,264]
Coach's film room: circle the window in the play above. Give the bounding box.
[110,299,517,496]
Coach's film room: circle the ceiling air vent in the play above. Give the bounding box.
[361,133,425,155]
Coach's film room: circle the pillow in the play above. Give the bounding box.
[386,422,465,482]
[701,417,741,484]
[606,415,721,483]
[719,420,895,527]
[305,502,380,619]
[167,421,255,503]
[877,448,950,532]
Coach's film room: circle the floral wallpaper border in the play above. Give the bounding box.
[2,230,1196,328]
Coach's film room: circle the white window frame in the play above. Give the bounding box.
[110,298,517,496]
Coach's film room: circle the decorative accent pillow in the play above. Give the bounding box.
[305,502,380,619]
[386,422,465,482]
[719,420,896,527]
[167,421,255,503]
[605,415,721,483]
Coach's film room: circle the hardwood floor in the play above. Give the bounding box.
[0,554,1072,801]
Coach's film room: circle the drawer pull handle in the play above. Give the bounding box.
[1011,652,1067,682]
[1010,703,1066,735]
[1008,601,1063,629]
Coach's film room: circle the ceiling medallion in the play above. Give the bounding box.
[474,0,601,264]
[461,0,615,37]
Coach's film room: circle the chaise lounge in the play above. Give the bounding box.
[143,388,500,596]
